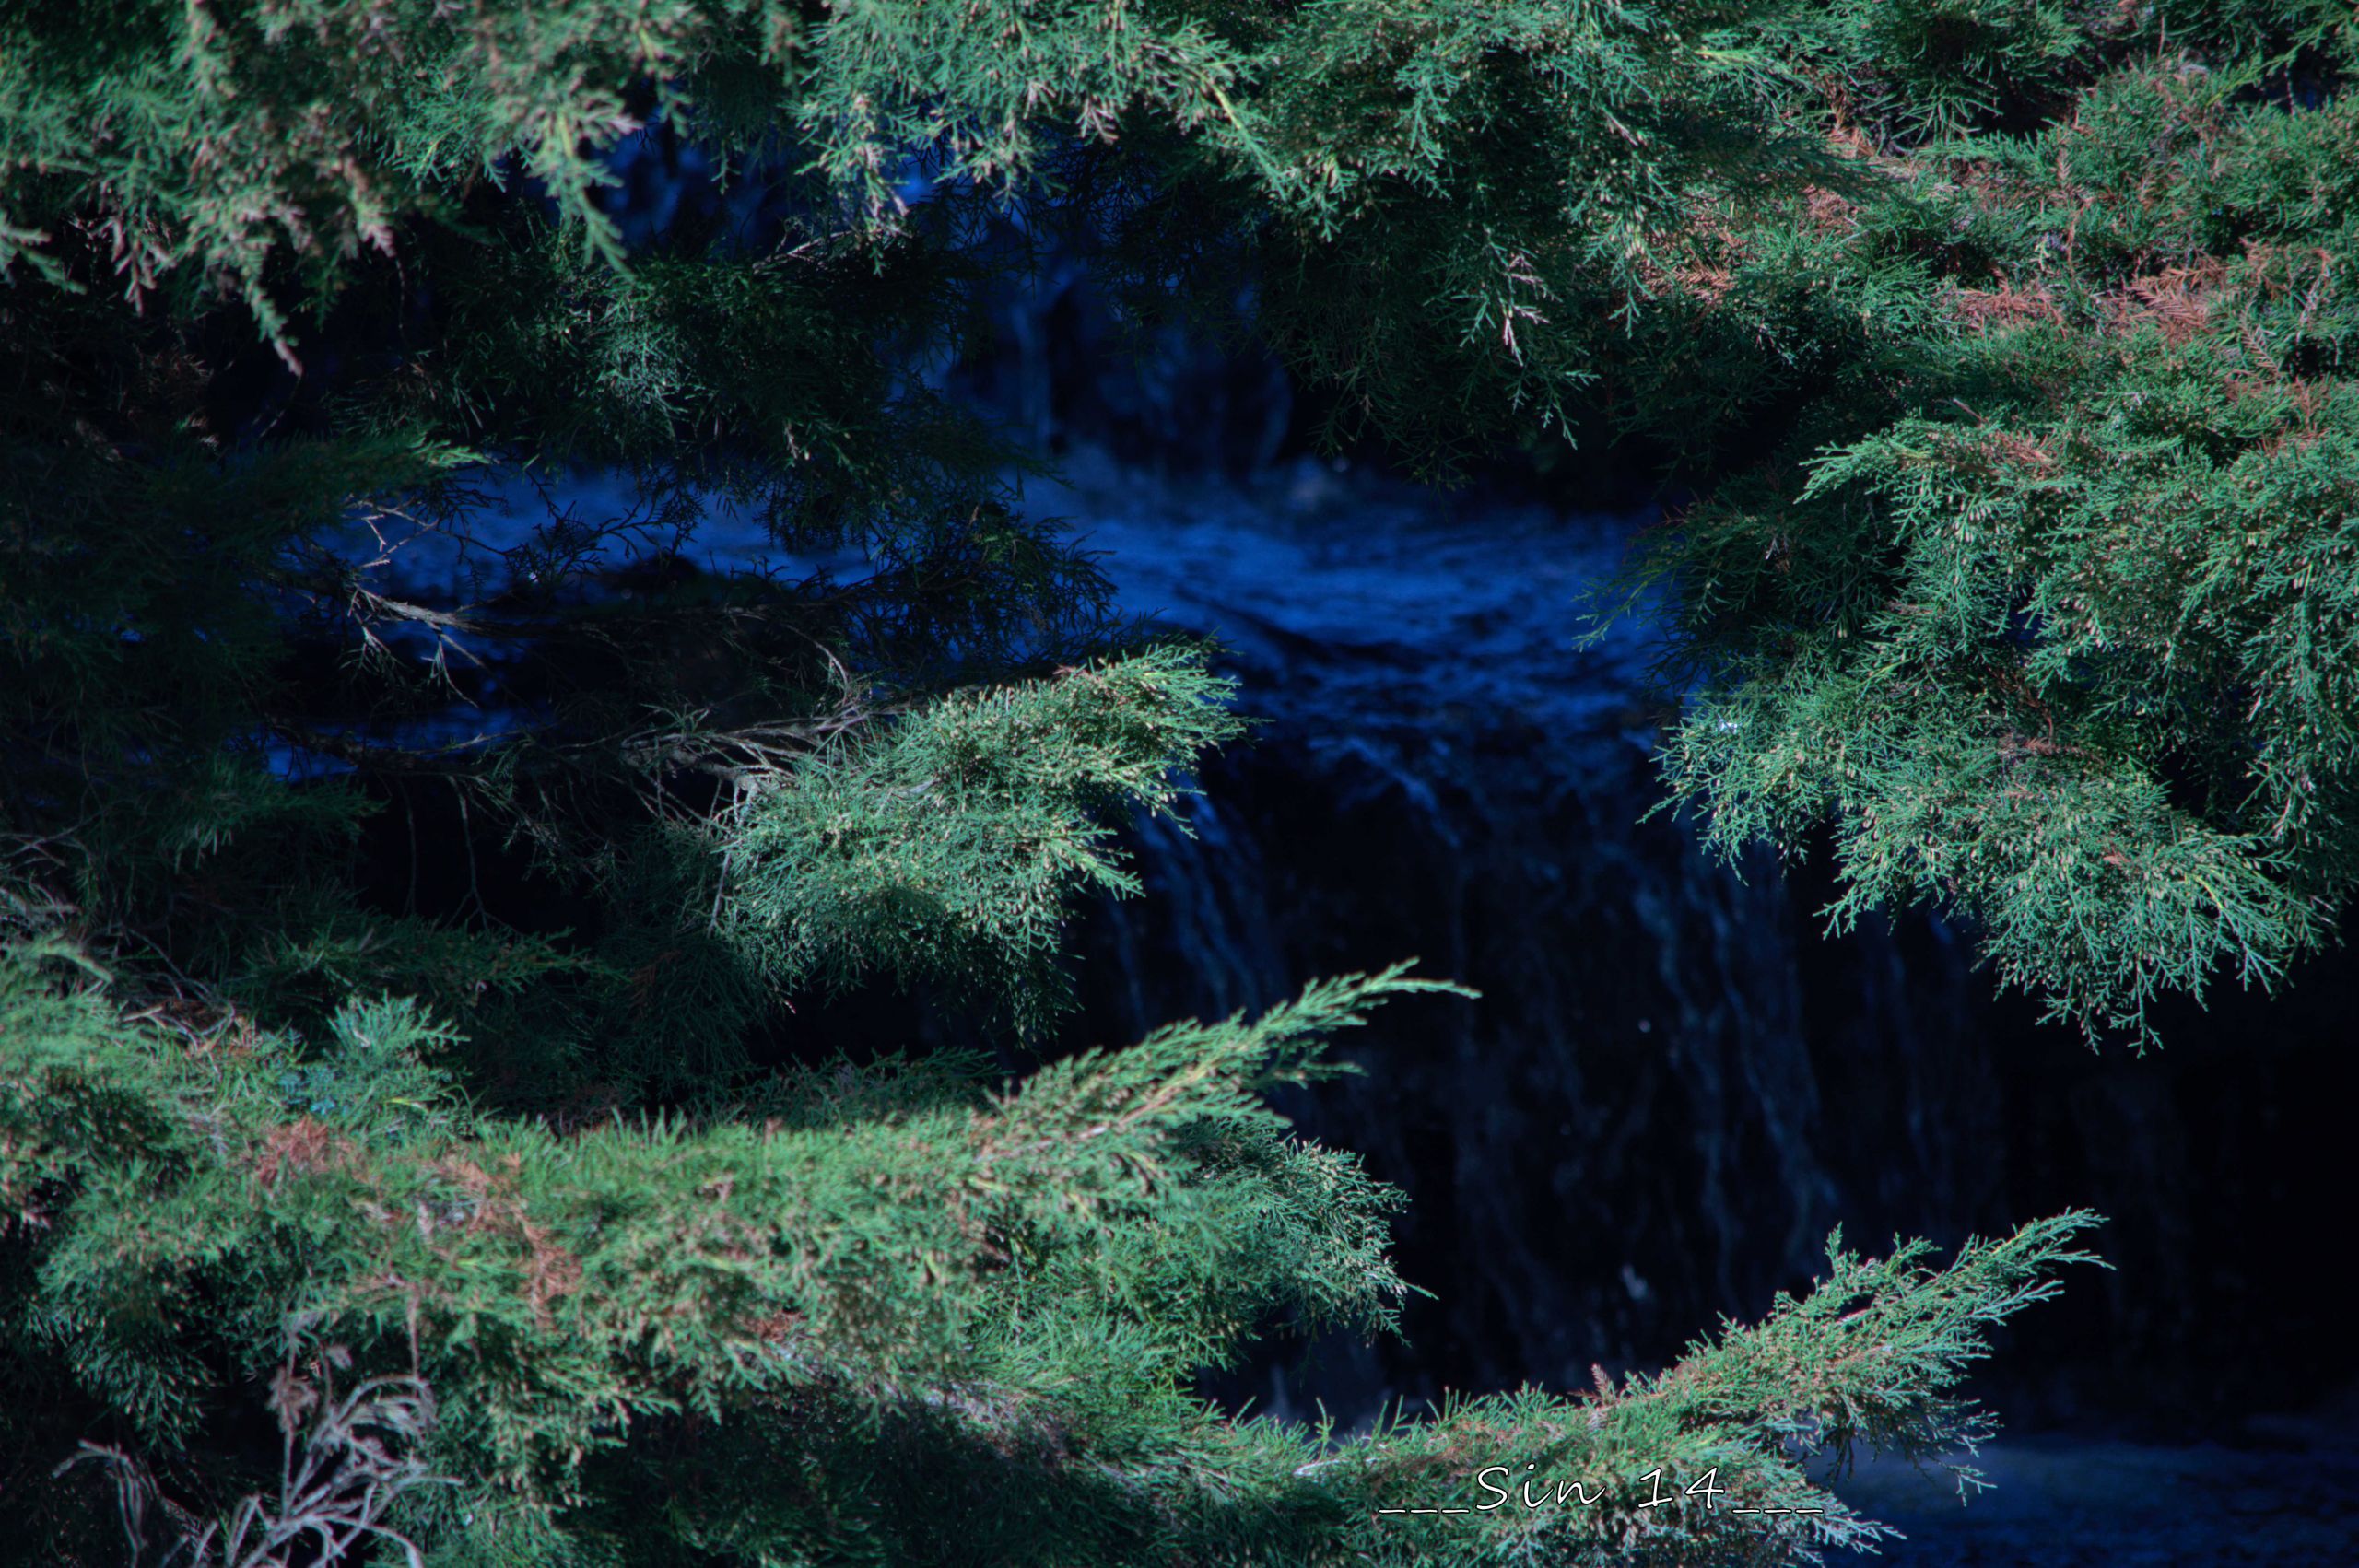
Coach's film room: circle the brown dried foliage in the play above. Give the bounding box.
[428,1153,585,1319]
[253,1117,366,1188]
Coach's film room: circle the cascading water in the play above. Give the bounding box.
[1005,442,2359,1563]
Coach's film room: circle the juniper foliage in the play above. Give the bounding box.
[4,947,2100,1565]
[1579,5,2359,1044]
[0,2,2135,1563]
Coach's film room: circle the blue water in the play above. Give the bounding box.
[1835,1420,2359,1566]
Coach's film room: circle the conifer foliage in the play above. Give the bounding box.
[0,1,2176,1562]
[1590,4,2359,1044]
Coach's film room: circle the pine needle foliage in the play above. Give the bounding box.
[1577,7,2359,1044]
[4,946,2100,1566]
[717,647,1247,1036]
[0,1,2124,1562]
